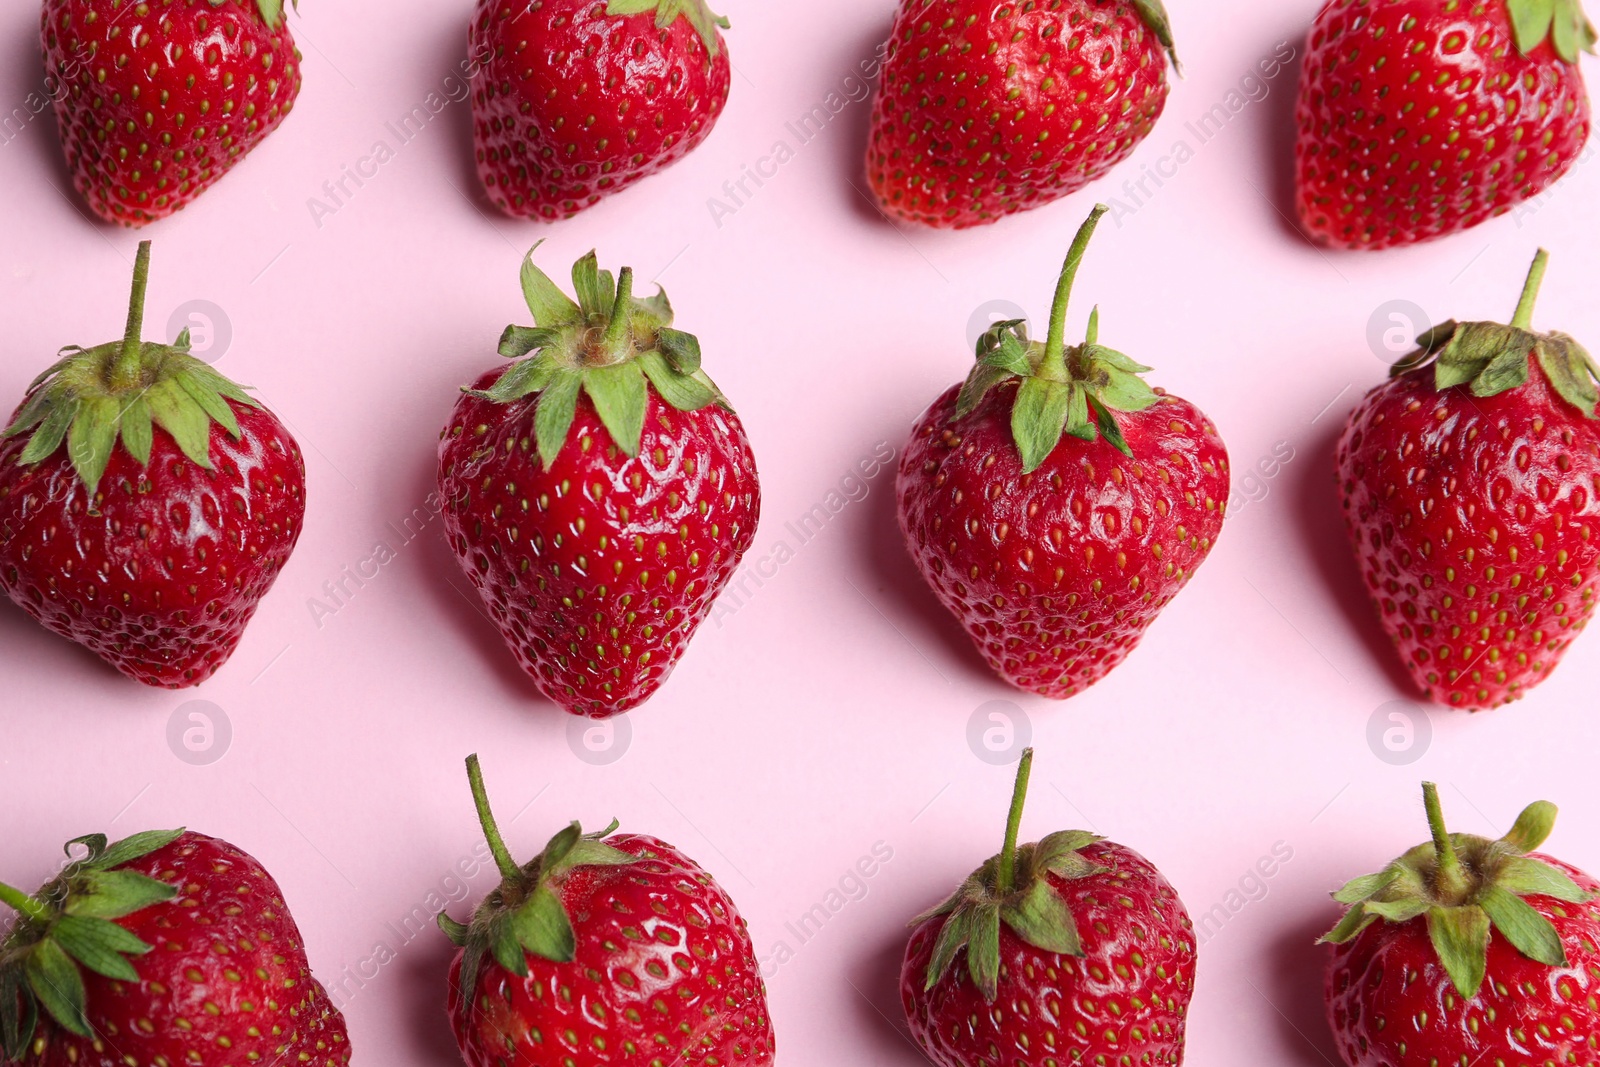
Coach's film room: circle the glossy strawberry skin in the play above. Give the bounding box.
[1326,855,1600,1066]
[1336,364,1600,708]
[6,832,349,1067]
[897,382,1228,698]
[446,833,774,1067]
[1295,0,1591,250]
[0,402,306,688]
[902,841,1196,1067]
[41,0,302,227]
[469,0,731,220]
[438,372,759,717]
[866,0,1170,229]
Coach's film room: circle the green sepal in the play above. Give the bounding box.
[509,885,577,964]
[63,871,176,920]
[1392,251,1597,418]
[24,941,87,1038]
[999,879,1084,958]
[473,248,728,469]
[1128,0,1180,68]
[3,244,261,497]
[1012,378,1073,475]
[0,964,35,1060]
[254,0,291,31]
[438,757,638,1020]
[1427,905,1491,998]
[1479,886,1567,966]
[947,207,1164,472]
[583,362,649,459]
[605,0,730,59]
[1320,786,1594,998]
[917,816,1103,1002]
[1507,0,1597,61]
[49,916,150,983]
[534,370,583,470]
[89,829,183,870]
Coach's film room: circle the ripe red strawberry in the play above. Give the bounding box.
[1295,0,1595,250]
[437,755,774,1067]
[1336,252,1600,708]
[437,245,759,717]
[0,827,349,1066]
[0,242,306,688]
[42,0,302,227]
[865,0,1177,229]
[902,749,1196,1066]
[897,205,1228,698]
[1322,782,1600,1067]
[469,0,731,220]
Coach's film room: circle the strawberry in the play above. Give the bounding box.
[896,205,1228,698]
[42,0,302,228]
[902,749,1196,1067]
[1336,251,1600,708]
[436,755,774,1066]
[864,0,1178,229]
[0,827,349,1067]
[0,241,306,688]
[1295,0,1595,250]
[469,0,731,220]
[1322,782,1600,1067]
[437,245,758,717]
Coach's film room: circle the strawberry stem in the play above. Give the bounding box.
[1039,206,1109,381]
[599,267,634,364]
[109,241,152,392]
[466,754,523,881]
[1423,782,1470,902]
[1511,249,1549,331]
[996,748,1034,895]
[0,881,49,923]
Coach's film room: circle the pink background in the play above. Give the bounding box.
[3,1,1600,1063]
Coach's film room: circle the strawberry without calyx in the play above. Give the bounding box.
[865,0,1178,229]
[0,242,305,688]
[1295,0,1595,249]
[470,0,732,220]
[897,205,1228,698]
[43,0,302,227]
[0,828,349,1067]
[437,246,759,717]
[1322,783,1600,1067]
[1336,251,1600,708]
[902,749,1197,1067]
[437,755,774,1067]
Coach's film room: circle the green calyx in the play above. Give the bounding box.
[1,241,260,497]
[0,829,184,1058]
[1392,250,1599,418]
[471,243,726,470]
[605,0,730,59]
[1320,783,1593,999]
[956,205,1161,474]
[1506,0,1596,61]
[436,756,635,1015]
[916,749,1107,1002]
[1129,0,1180,69]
